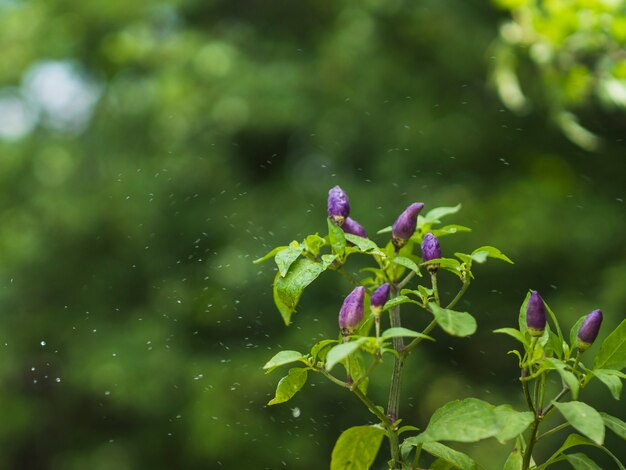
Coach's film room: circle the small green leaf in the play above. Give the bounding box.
[544,358,579,399]
[570,315,587,350]
[600,412,626,440]
[543,300,564,343]
[328,218,347,255]
[381,327,434,341]
[345,350,369,394]
[471,245,513,264]
[422,257,462,271]
[565,453,602,469]
[430,302,477,337]
[330,425,385,470]
[553,401,605,445]
[274,258,325,325]
[393,256,421,275]
[398,425,420,435]
[595,319,626,371]
[493,405,534,443]
[412,398,500,443]
[494,328,528,347]
[376,225,392,235]
[263,350,305,373]
[421,442,481,470]
[304,234,326,256]
[539,434,625,470]
[254,245,287,264]
[592,369,622,400]
[275,243,304,277]
[311,339,338,363]
[344,234,384,255]
[267,368,308,405]
[518,290,532,337]
[423,204,462,224]
[503,447,523,470]
[430,224,472,238]
[383,295,418,311]
[326,340,365,371]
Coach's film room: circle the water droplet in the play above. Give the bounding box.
[291,407,301,418]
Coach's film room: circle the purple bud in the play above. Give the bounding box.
[327,186,350,225]
[370,283,391,314]
[526,291,547,337]
[392,203,425,249]
[421,233,442,272]
[342,217,367,238]
[339,286,365,335]
[577,309,603,351]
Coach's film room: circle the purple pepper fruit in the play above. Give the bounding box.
[421,232,442,272]
[339,286,365,335]
[342,217,367,238]
[392,202,424,249]
[370,283,391,315]
[577,309,603,351]
[327,186,350,226]
[526,291,547,337]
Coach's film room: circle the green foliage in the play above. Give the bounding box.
[429,303,477,337]
[594,319,626,371]
[552,401,605,445]
[267,368,308,406]
[421,442,481,470]
[330,425,386,470]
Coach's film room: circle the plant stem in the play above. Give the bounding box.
[337,267,360,286]
[430,271,440,305]
[386,284,404,469]
[537,422,570,441]
[446,280,469,309]
[521,368,535,414]
[350,358,381,392]
[403,319,437,356]
[541,387,570,418]
[522,419,540,470]
[397,271,416,290]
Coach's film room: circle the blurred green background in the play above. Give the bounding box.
[0,0,624,468]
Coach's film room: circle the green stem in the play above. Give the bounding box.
[337,267,360,286]
[537,422,570,441]
[430,271,440,306]
[386,280,404,469]
[350,358,381,392]
[403,319,437,356]
[397,271,416,290]
[445,280,469,309]
[521,368,536,414]
[375,314,381,339]
[541,387,570,418]
[522,419,540,470]
[413,443,423,468]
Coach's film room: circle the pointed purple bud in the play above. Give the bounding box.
[526,291,547,337]
[370,283,391,315]
[421,233,442,272]
[327,186,350,226]
[339,286,365,335]
[577,309,603,351]
[391,203,424,249]
[342,217,367,238]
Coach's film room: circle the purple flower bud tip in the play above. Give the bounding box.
[392,202,424,248]
[327,185,350,225]
[342,217,367,238]
[370,283,391,314]
[421,233,442,272]
[339,286,365,335]
[577,309,603,351]
[526,290,546,337]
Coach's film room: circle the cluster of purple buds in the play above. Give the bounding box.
[338,286,365,336]
[392,203,424,249]
[577,309,603,352]
[526,291,547,337]
[327,186,367,238]
[421,233,441,273]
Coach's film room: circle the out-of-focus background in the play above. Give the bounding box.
[0,0,624,468]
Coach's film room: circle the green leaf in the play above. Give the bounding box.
[430,302,477,337]
[376,225,392,235]
[330,425,385,470]
[503,448,523,470]
[592,369,622,400]
[471,245,513,264]
[254,245,287,264]
[310,339,338,363]
[595,319,626,371]
[326,340,365,371]
[543,300,564,344]
[539,434,625,470]
[565,453,602,469]
[304,234,326,256]
[570,315,587,350]
[423,204,462,224]
[344,234,384,256]
[267,368,308,405]
[552,401,605,445]
[381,327,434,341]
[421,442,481,470]
[263,350,305,373]
[383,295,419,311]
[328,218,346,255]
[518,290,532,337]
[275,243,304,277]
[493,405,534,443]
[600,412,626,440]
[274,258,325,325]
[345,349,369,394]
[422,257,461,271]
[431,224,472,238]
[544,358,579,399]
[494,328,528,347]
[393,256,421,275]
[412,398,500,443]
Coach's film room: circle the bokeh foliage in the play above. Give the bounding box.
[0,0,624,468]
